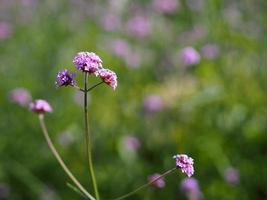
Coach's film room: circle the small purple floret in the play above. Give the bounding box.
[173,154,194,177]
[96,68,118,90]
[73,52,102,74]
[55,69,76,87]
[148,173,165,188]
[30,99,53,114]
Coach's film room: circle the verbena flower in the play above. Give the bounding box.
[73,52,102,74]
[152,0,179,14]
[30,99,53,113]
[180,178,202,200]
[224,167,239,185]
[123,135,141,152]
[173,154,194,177]
[55,69,76,87]
[9,88,32,107]
[97,68,118,90]
[148,173,165,188]
[179,47,200,66]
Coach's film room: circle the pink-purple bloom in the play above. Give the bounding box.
[30,99,53,114]
[148,173,165,188]
[126,15,151,38]
[173,154,194,177]
[0,22,12,40]
[55,69,76,87]
[9,88,32,107]
[143,94,164,114]
[97,68,118,90]
[152,0,179,14]
[181,178,202,200]
[224,167,240,185]
[123,135,141,152]
[201,44,219,60]
[73,52,102,74]
[179,47,200,66]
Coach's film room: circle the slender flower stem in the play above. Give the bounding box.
[74,85,85,92]
[84,73,100,200]
[112,168,177,200]
[38,114,95,200]
[87,81,104,92]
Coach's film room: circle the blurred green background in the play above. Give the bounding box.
[1,0,267,199]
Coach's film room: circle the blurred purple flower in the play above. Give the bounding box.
[152,0,179,14]
[143,94,164,114]
[55,69,76,87]
[173,154,194,177]
[126,15,151,38]
[148,173,165,188]
[181,178,202,200]
[224,167,240,185]
[201,44,219,60]
[9,88,32,107]
[125,51,142,69]
[30,99,53,114]
[97,68,118,90]
[0,183,10,199]
[0,22,12,40]
[100,13,121,31]
[110,39,130,57]
[73,52,102,74]
[123,135,141,151]
[179,47,200,66]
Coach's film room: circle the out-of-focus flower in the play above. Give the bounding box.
[201,44,219,60]
[122,135,141,151]
[173,154,194,177]
[73,52,102,74]
[148,173,165,188]
[100,13,121,31]
[0,22,12,40]
[143,94,164,114]
[126,15,151,38]
[110,39,130,57]
[55,69,76,87]
[181,178,202,200]
[9,88,32,107]
[152,0,179,14]
[97,68,117,90]
[179,47,200,66]
[0,183,10,199]
[224,167,240,185]
[30,99,53,114]
[125,51,142,69]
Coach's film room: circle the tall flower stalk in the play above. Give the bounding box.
[29,51,194,199]
[83,72,100,200]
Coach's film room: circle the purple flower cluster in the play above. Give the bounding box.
[55,69,76,87]
[9,88,32,107]
[30,99,53,114]
[179,47,200,66]
[73,52,102,74]
[173,154,194,177]
[56,51,118,90]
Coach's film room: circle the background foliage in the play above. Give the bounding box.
[1,0,267,199]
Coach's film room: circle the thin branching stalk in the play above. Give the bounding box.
[38,114,95,200]
[84,72,100,200]
[87,81,104,92]
[112,168,177,200]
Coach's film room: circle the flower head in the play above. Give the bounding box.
[224,167,239,185]
[9,88,32,107]
[179,47,200,66]
[30,99,53,114]
[180,178,199,192]
[97,68,118,90]
[143,94,164,114]
[173,154,194,177]
[153,0,179,14]
[73,52,102,74]
[55,69,76,87]
[148,173,165,188]
[123,135,141,152]
[201,44,219,60]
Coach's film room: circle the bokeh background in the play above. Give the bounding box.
[1,0,267,199]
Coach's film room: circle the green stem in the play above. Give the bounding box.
[112,168,177,200]
[38,114,95,200]
[87,81,104,92]
[84,73,100,200]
